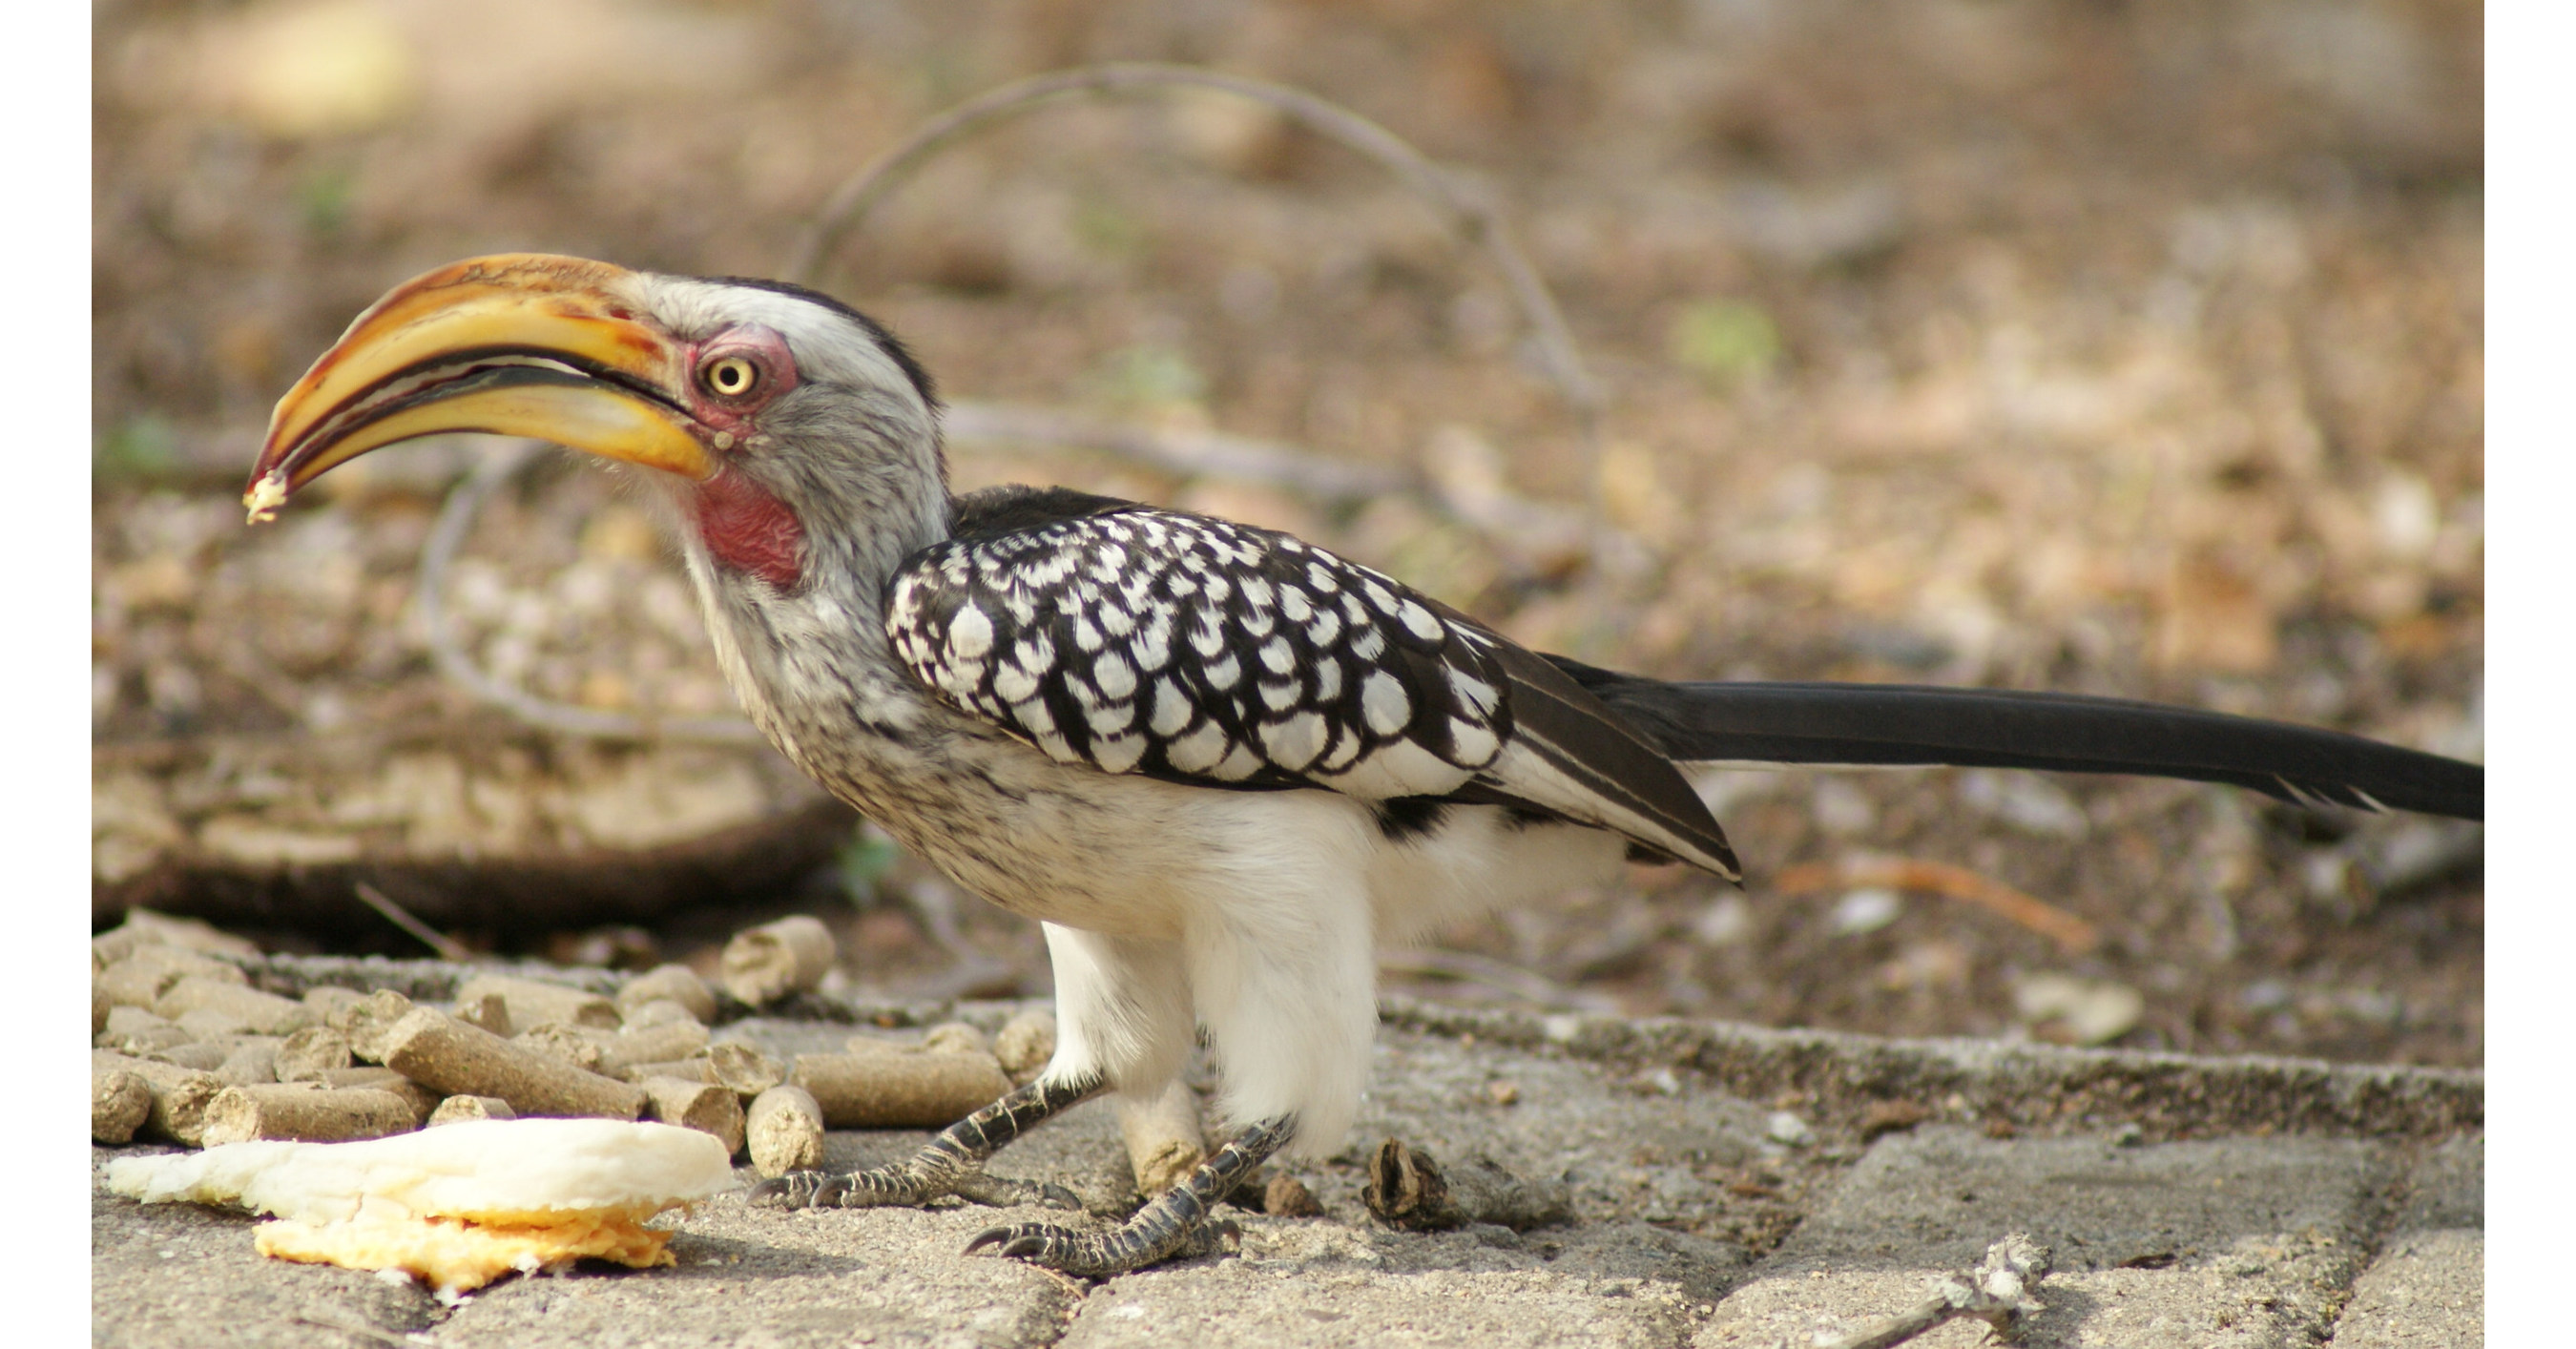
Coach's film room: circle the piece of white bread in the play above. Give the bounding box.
[106,1118,734,1297]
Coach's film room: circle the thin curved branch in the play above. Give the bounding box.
[415,442,764,744]
[788,62,1603,427]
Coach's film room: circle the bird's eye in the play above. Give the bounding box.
[704,356,759,398]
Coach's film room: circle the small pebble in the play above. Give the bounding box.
[1264,1173,1322,1218]
[1831,887,1902,936]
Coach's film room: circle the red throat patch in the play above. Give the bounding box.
[693,468,803,591]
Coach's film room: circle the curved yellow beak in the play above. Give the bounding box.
[245,254,717,522]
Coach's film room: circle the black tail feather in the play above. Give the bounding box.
[1545,658,2483,821]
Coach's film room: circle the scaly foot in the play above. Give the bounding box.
[966,1114,1292,1276]
[749,1072,1103,1211]
[751,1164,1079,1211]
[965,1213,1236,1276]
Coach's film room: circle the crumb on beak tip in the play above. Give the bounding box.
[244,471,289,525]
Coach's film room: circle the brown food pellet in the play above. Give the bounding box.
[791,1050,1008,1130]
[426,1095,516,1127]
[620,999,699,1030]
[452,975,620,1032]
[450,992,512,1038]
[176,1007,260,1042]
[721,916,838,1007]
[154,978,314,1036]
[301,986,367,1026]
[619,1057,714,1086]
[216,1038,282,1087]
[200,1084,419,1146]
[275,1027,354,1082]
[97,947,246,1010]
[600,1019,711,1077]
[380,1008,645,1119]
[1264,1173,1323,1218]
[316,1067,441,1123]
[515,1022,611,1072]
[98,1006,190,1055]
[707,1040,786,1097]
[918,1023,989,1057]
[340,989,418,1063]
[93,1069,154,1145]
[617,965,717,1024]
[992,1009,1056,1084]
[642,1075,747,1156]
[93,1051,223,1146]
[150,1042,233,1072]
[745,1085,824,1178]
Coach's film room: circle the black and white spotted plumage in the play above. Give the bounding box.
[883,487,1742,878]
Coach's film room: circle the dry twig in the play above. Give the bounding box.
[351,882,474,964]
[1773,858,2100,955]
[1810,1234,2051,1349]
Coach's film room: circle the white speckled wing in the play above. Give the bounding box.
[884,496,1508,800]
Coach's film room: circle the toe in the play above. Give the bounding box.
[999,1235,1054,1261]
[963,1225,1023,1256]
[747,1173,809,1208]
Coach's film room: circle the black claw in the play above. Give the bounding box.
[964,1226,1016,1256]
[747,1173,810,1208]
[1000,1235,1050,1260]
[1039,1183,1083,1211]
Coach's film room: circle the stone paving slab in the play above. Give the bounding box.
[2325,1132,2483,1349]
[93,969,2483,1348]
[2326,1230,2482,1349]
[1697,1127,2387,1348]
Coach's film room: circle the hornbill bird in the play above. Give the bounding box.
[248,255,2483,1276]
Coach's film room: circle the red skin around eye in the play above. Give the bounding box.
[682,325,801,435]
[681,324,805,590]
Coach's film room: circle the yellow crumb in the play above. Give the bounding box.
[256,1206,684,1296]
[243,472,290,524]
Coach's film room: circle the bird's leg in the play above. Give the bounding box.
[965,1113,1294,1276]
[750,1072,1103,1211]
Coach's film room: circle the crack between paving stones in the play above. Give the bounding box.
[2308,1137,2434,1345]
